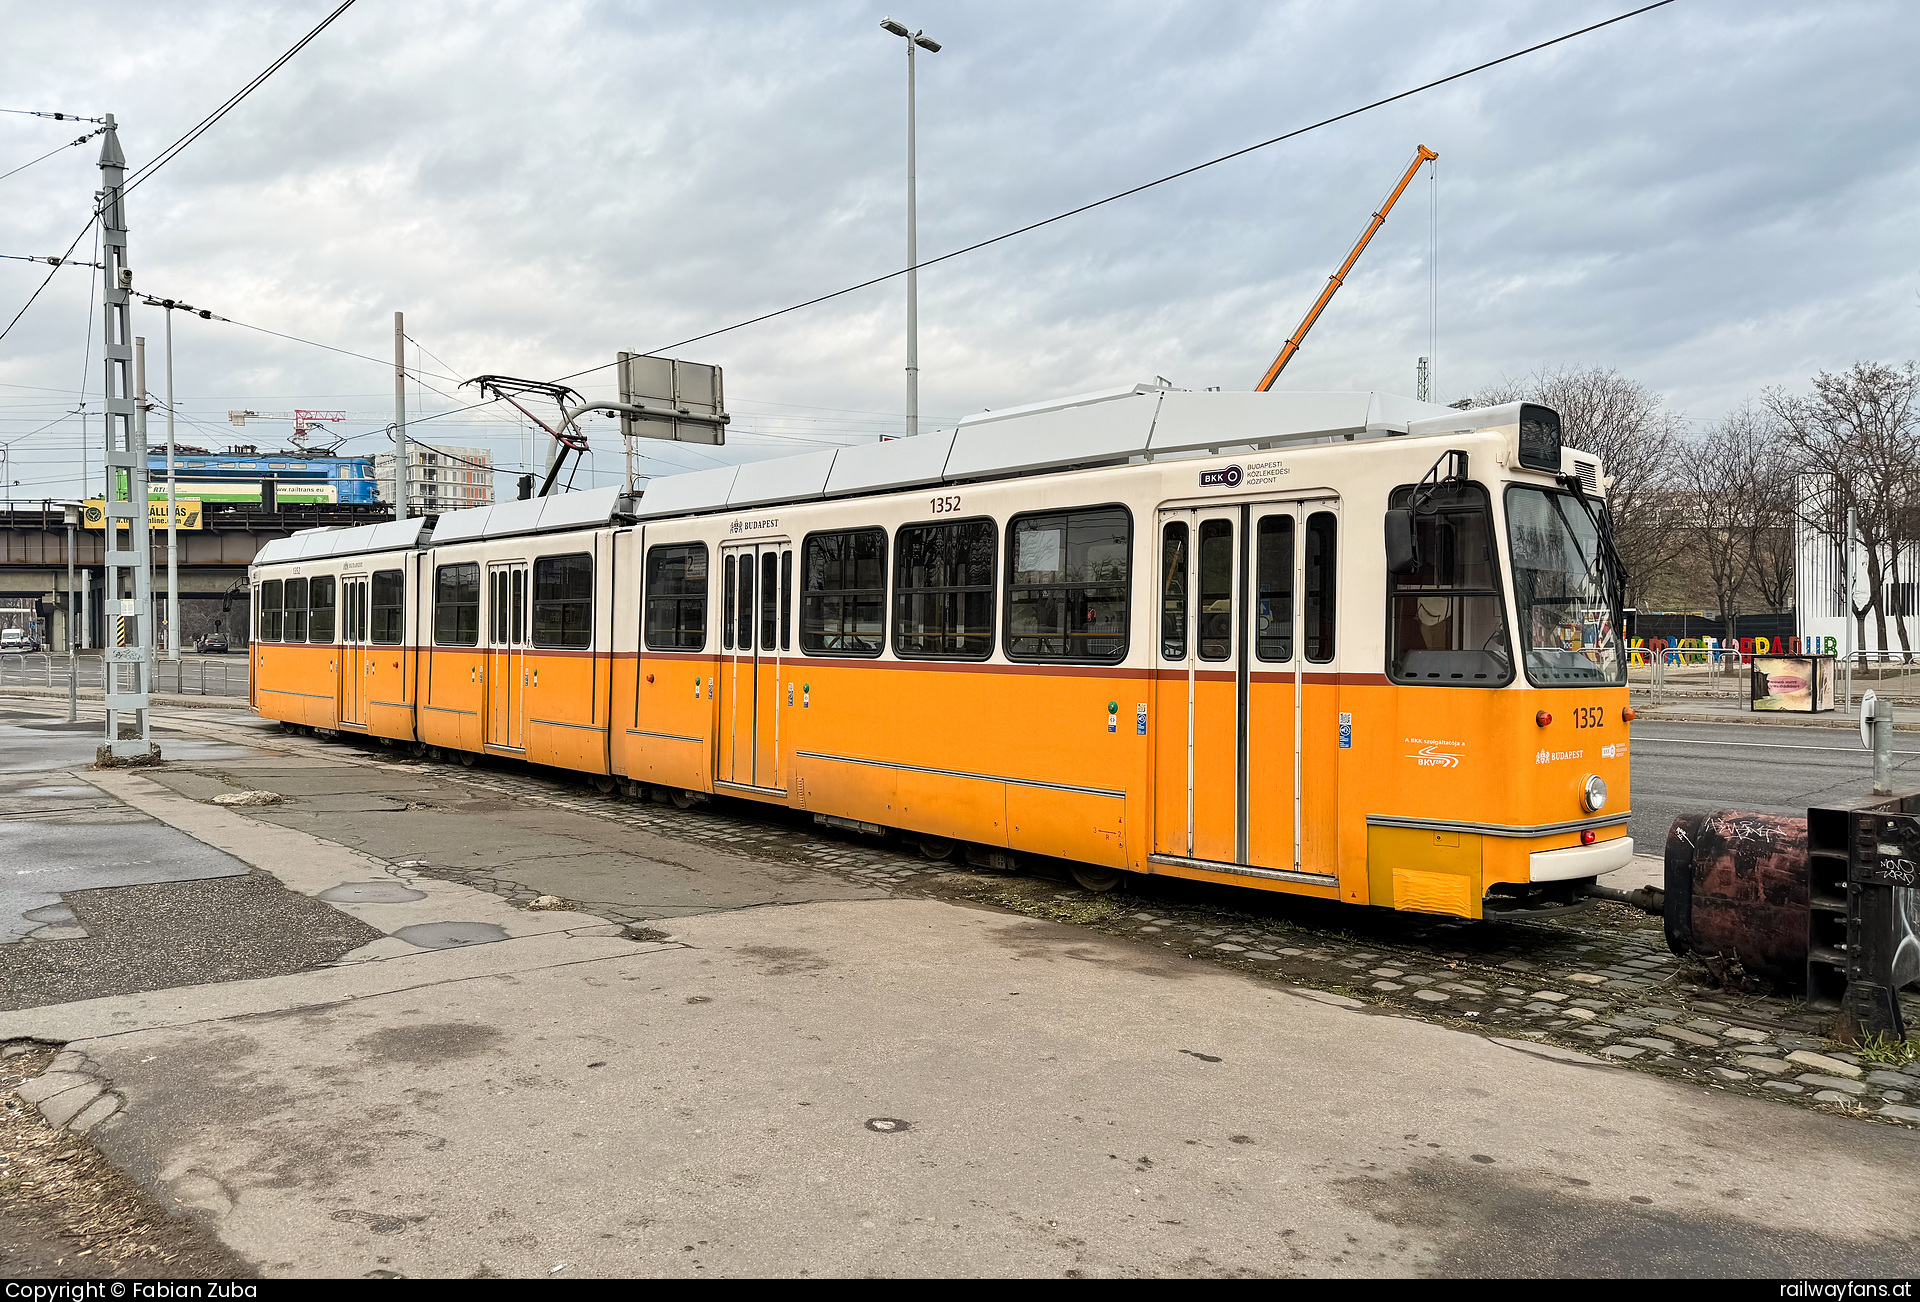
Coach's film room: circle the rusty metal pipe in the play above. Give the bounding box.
[1663,810,1809,987]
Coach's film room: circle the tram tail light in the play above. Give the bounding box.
[1581,829,1597,845]
[1622,706,1637,721]
[1536,711,1552,727]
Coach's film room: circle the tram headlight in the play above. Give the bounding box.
[1581,774,1608,813]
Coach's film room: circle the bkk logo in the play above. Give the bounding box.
[1199,465,1243,488]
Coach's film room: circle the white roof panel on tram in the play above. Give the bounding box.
[632,464,739,520]
[528,484,626,533]
[730,449,838,508]
[943,387,1162,479]
[431,484,628,542]
[254,515,432,565]
[426,501,497,545]
[621,385,1478,523]
[822,429,954,497]
[1143,391,1458,456]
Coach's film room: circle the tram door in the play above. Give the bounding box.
[718,542,793,791]
[485,561,527,750]
[339,575,370,727]
[1152,499,1340,877]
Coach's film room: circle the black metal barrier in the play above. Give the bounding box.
[1806,795,1920,1040]
[1666,796,1920,1040]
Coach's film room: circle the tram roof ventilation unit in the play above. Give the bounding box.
[253,516,431,566]
[429,484,635,546]
[629,385,1461,520]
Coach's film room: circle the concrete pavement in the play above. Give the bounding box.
[3,701,1918,1275]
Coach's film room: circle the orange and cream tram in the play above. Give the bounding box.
[249,385,1631,920]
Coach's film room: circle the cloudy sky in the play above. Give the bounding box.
[1,0,1915,500]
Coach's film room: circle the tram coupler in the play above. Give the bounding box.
[1583,881,1664,915]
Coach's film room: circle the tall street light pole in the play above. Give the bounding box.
[881,18,940,439]
[394,311,409,518]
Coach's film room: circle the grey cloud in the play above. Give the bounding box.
[1,0,1915,499]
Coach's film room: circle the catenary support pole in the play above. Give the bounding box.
[164,307,178,660]
[393,310,408,518]
[96,115,154,759]
[904,34,919,439]
[65,509,77,722]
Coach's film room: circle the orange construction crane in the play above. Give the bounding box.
[1255,144,1438,392]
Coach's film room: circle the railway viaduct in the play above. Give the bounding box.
[0,500,395,649]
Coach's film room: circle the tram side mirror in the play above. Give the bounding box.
[1385,509,1419,575]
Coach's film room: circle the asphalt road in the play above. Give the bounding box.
[1628,717,1920,849]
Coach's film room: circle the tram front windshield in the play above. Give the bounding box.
[1505,485,1624,686]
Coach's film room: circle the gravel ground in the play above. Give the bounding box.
[0,1043,252,1278]
[2,871,381,1012]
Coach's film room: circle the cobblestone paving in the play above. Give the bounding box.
[180,728,1920,1131]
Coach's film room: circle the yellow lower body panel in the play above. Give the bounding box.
[1367,825,1484,919]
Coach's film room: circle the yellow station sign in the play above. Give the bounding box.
[82,499,203,531]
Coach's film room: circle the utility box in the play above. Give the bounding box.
[617,353,728,446]
[1750,654,1835,712]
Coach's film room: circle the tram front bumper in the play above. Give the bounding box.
[1528,836,1634,882]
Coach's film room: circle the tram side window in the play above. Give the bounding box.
[258,579,283,642]
[283,578,309,643]
[894,518,995,659]
[1197,519,1233,661]
[489,570,507,645]
[780,551,793,652]
[307,576,336,644]
[1385,484,1511,685]
[1303,513,1336,663]
[721,554,736,650]
[1005,507,1130,664]
[735,555,755,651]
[1159,523,1187,660]
[1256,516,1295,662]
[760,553,779,651]
[644,543,708,651]
[434,563,480,646]
[801,528,886,656]
[533,554,593,649]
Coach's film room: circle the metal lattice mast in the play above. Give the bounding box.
[96,115,155,758]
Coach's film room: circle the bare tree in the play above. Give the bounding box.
[1672,404,1768,633]
[1768,362,1920,658]
[1746,423,1799,614]
[1472,366,1684,609]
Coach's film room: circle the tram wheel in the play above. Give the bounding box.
[917,836,956,861]
[1070,865,1124,893]
[592,774,616,794]
[278,721,299,735]
[425,746,443,762]
[670,789,697,810]
[457,751,477,768]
